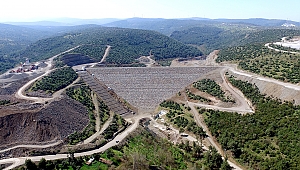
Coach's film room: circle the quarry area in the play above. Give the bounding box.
[274,36,300,50]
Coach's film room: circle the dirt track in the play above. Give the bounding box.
[99,45,111,63]
[14,46,81,104]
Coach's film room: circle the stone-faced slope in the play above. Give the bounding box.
[87,67,218,112]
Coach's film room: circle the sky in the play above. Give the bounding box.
[0,0,299,22]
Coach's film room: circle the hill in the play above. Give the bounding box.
[0,23,102,73]
[5,27,202,70]
[171,27,300,54]
[214,18,300,27]
[0,23,50,55]
[104,18,222,35]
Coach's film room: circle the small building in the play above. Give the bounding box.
[85,157,95,165]
[154,110,167,119]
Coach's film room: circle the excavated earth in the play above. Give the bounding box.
[228,69,300,105]
[0,97,89,149]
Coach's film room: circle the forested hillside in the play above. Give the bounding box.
[104,18,220,35]
[217,44,300,83]
[204,76,300,169]
[0,23,52,73]
[171,28,300,54]
[3,27,202,71]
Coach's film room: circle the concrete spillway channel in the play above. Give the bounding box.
[77,71,131,116]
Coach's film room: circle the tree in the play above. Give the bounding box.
[38,158,47,170]
[220,158,233,170]
[204,146,223,169]
[25,159,37,170]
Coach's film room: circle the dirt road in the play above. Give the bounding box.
[228,66,300,91]
[14,46,81,103]
[0,141,62,154]
[83,115,113,144]
[265,43,300,54]
[188,102,243,170]
[6,44,300,169]
[99,45,111,63]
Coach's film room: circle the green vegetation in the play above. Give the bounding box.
[30,67,78,93]
[121,129,229,169]
[160,100,206,140]
[98,99,110,124]
[156,59,173,66]
[185,89,211,102]
[4,27,202,73]
[23,154,110,170]
[0,100,10,105]
[70,45,107,60]
[0,23,55,73]
[269,43,300,53]
[66,85,95,111]
[66,85,96,145]
[22,128,230,170]
[203,77,300,169]
[171,27,300,54]
[103,114,128,140]
[160,100,183,111]
[218,44,300,83]
[193,79,234,102]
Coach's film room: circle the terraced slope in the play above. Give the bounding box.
[77,71,131,116]
[87,67,219,112]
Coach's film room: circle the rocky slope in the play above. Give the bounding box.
[0,97,89,148]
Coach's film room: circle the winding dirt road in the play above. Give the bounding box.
[188,102,243,170]
[83,115,113,144]
[15,46,81,103]
[265,43,300,54]
[188,67,254,114]
[0,141,63,154]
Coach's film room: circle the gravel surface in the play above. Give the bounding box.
[88,67,219,113]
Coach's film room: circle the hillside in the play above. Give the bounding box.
[171,28,300,54]
[5,27,202,70]
[214,18,300,27]
[0,24,51,72]
[104,18,221,35]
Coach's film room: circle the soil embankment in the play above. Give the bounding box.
[228,69,300,105]
[0,97,89,149]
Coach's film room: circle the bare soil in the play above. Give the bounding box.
[0,96,89,148]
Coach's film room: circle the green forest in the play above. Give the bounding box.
[70,45,107,60]
[0,26,203,73]
[29,67,78,93]
[5,27,201,70]
[203,76,300,169]
[193,79,234,102]
[171,28,300,54]
[217,44,300,83]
